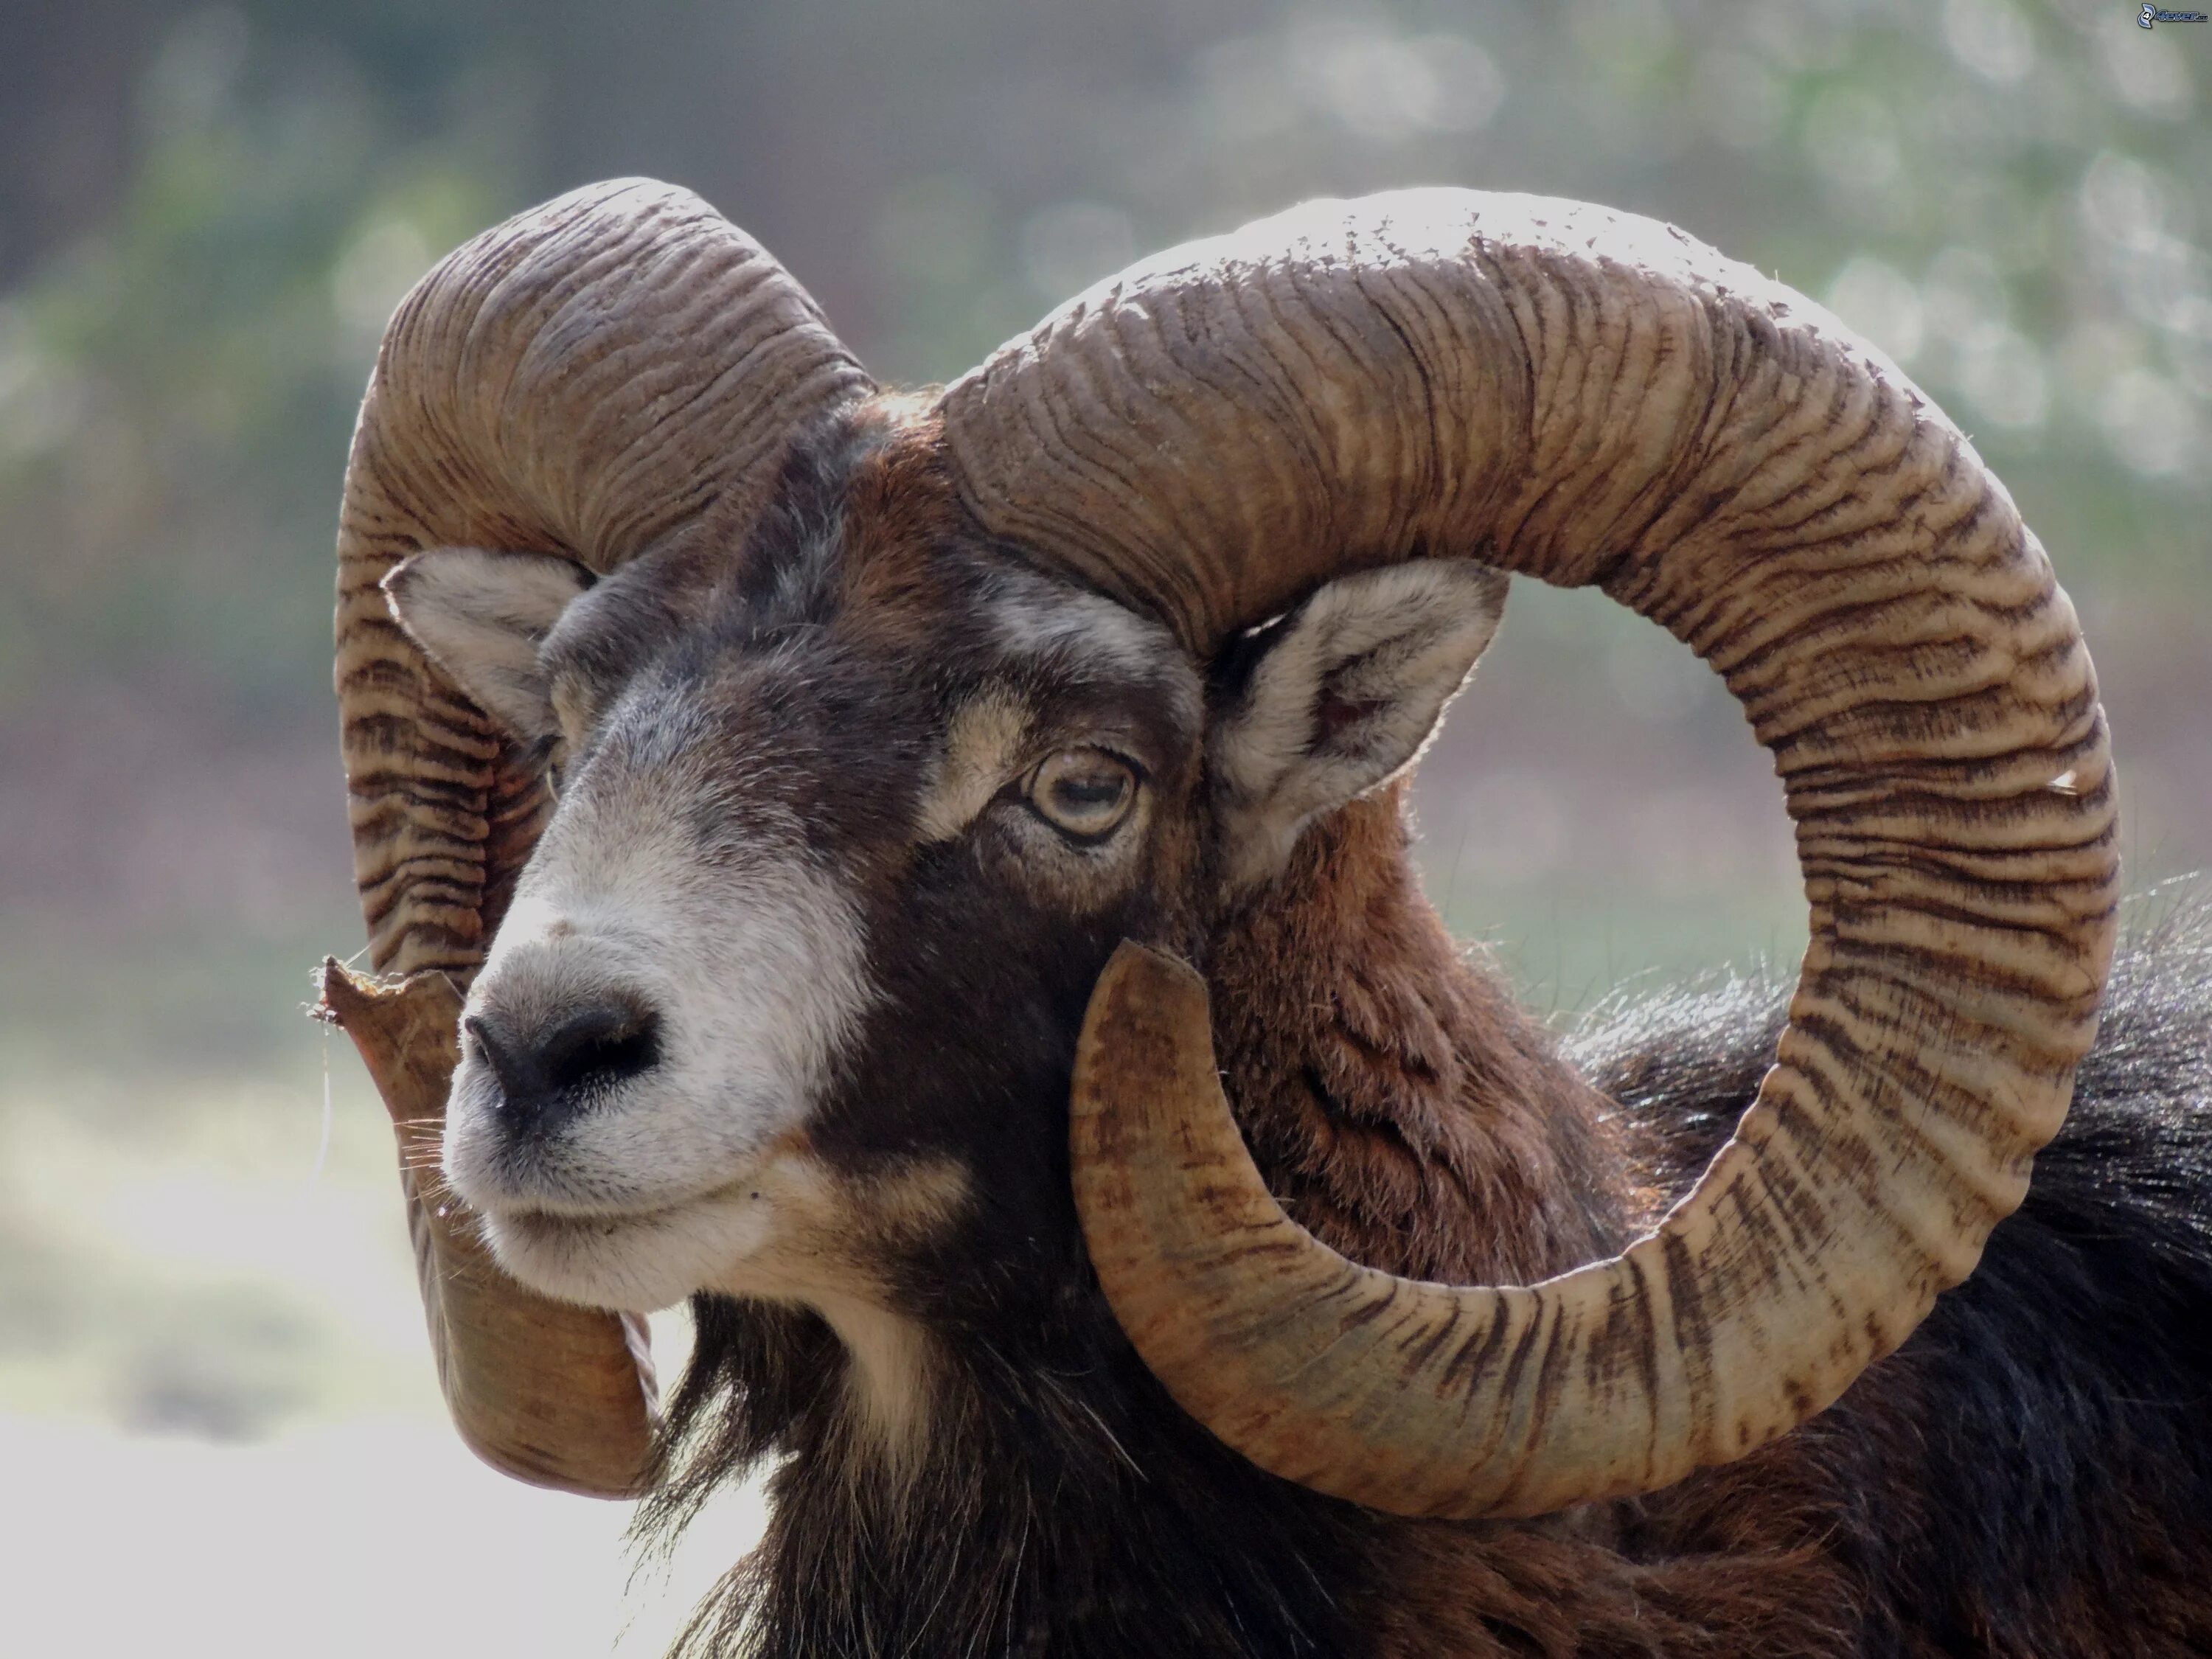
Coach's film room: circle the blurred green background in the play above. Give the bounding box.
[1,1,2205,1651]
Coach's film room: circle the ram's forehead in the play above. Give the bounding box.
[981,571,1202,715]
[988,582,1177,678]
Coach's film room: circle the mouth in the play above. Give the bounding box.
[490,1181,734,1244]
[476,1171,739,1223]
[444,1088,803,1220]
[464,1144,820,1312]
[473,1186,757,1311]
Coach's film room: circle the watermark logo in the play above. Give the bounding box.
[2141,5,2208,27]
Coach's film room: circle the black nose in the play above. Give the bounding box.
[464,998,661,1138]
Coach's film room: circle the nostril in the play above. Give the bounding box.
[464,1013,537,1105]
[463,1001,660,1136]
[538,1002,661,1097]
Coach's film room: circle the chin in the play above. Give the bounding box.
[478,1185,776,1312]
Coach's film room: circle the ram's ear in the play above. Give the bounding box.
[382,549,595,743]
[1210,560,1507,892]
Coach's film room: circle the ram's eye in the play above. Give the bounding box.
[1026,748,1138,843]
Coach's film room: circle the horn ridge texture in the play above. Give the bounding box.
[331,178,867,1495]
[980,191,2121,1516]
[336,176,871,977]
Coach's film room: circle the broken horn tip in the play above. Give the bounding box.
[313,954,413,1029]
[313,956,361,1023]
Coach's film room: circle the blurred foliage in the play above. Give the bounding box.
[0,0,2204,1029]
[1,0,2205,726]
[0,3,526,714]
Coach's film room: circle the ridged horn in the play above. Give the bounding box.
[944,190,2120,1517]
[333,178,870,1495]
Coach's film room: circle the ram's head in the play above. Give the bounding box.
[335,181,2118,1519]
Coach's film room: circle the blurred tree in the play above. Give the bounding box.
[0,0,2203,1035]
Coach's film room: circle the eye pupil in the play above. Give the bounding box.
[1028,749,1138,841]
[1054,773,1124,809]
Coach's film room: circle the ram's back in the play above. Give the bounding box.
[1572,900,2212,1654]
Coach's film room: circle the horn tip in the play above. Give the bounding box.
[1085,942,1213,1071]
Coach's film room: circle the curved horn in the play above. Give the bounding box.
[944,192,2119,1517]
[335,178,870,1494]
[318,961,661,1494]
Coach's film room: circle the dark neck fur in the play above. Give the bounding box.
[649,1290,1389,1658]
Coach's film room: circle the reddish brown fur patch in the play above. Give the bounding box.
[1206,780,1627,1287]
[832,397,964,647]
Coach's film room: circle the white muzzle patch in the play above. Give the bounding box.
[442,754,872,1312]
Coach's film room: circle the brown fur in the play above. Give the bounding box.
[1197,785,2212,1655]
[832,398,964,643]
[1207,782,1627,1289]
[1197,788,1868,1655]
